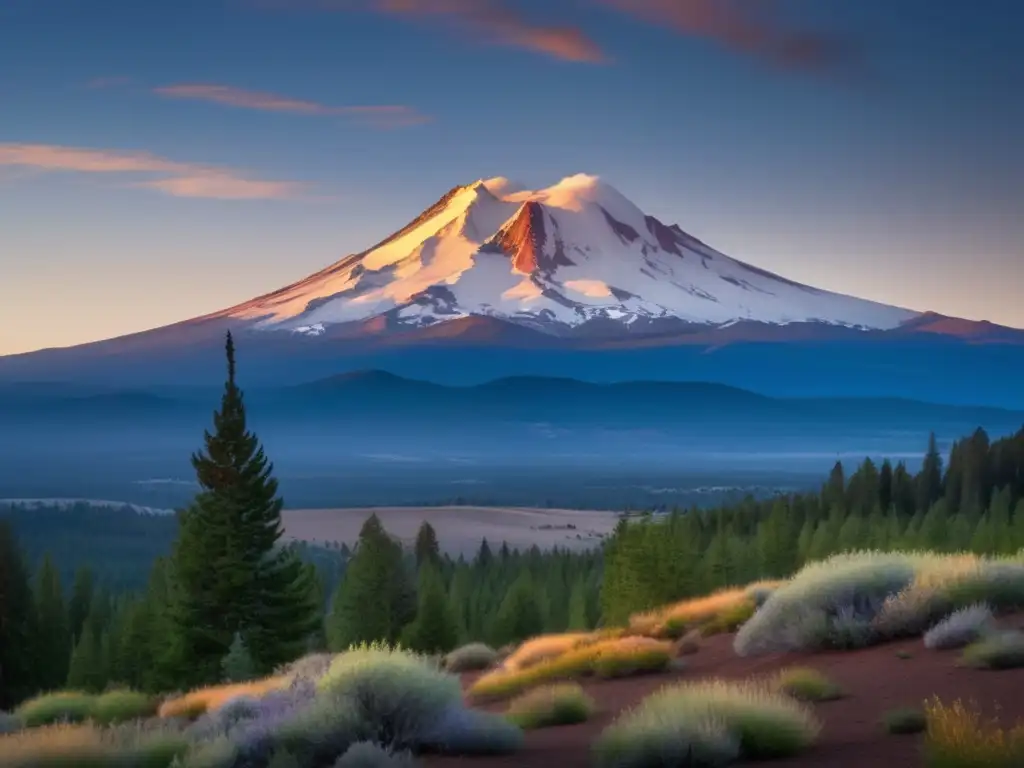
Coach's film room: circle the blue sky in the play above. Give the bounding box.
[1,0,1021,354]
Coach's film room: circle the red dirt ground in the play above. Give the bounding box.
[425,619,1024,767]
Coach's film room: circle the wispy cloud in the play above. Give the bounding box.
[0,143,307,200]
[596,0,850,72]
[278,0,848,72]
[292,0,605,62]
[153,83,431,127]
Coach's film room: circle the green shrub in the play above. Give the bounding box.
[961,631,1024,669]
[443,643,497,673]
[592,647,671,679]
[89,690,158,725]
[593,679,820,767]
[924,604,994,651]
[735,552,1024,656]
[506,683,594,729]
[14,692,95,728]
[735,552,915,655]
[774,667,844,702]
[896,650,914,659]
[316,643,462,750]
[882,708,927,735]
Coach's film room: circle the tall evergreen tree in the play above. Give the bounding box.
[34,554,70,690]
[0,521,36,709]
[327,514,415,649]
[67,565,95,645]
[401,562,459,654]
[918,432,944,514]
[166,332,320,684]
[414,521,441,569]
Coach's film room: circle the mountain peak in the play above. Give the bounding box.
[216,173,922,338]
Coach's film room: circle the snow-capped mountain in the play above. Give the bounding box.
[216,173,919,339]
[3,172,1021,406]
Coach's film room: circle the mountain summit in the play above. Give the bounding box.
[3,173,1021,406]
[217,173,917,339]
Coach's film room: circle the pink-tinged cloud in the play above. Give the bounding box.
[137,174,305,200]
[0,143,306,200]
[154,83,431,126]
[369,0,604,63]
[596,0,849,71]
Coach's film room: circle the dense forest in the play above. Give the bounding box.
[1,331,1022,710]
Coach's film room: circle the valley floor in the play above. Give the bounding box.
[281,506,618,555]
[429,619,1024,768]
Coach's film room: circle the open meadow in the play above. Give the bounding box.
[281,505,619,555]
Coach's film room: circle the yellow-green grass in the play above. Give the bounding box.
[88,690,158,726]
[469,636,672,702]
[924,697,1024,767]
[157,675,290,719]
[15,692,96,729]
[0,723,187,768]
[774,667,845,702]
[14,689,157,730]
[506,683,595,729]
[593,678,820,767]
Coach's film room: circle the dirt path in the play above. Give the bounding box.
[426,623,1024,767]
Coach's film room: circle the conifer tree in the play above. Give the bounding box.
[918,433,944,514]
[401,562,458,654]
[566,577,591,630]
[34,554,70,690]
[166,332,320,684]
[67,565,95,644]
[222,633,258,683]
[0,521,36,709]
[67,600,109,692]
[490,571,543,646]
[414,521,441,569]
[327,514,414,649]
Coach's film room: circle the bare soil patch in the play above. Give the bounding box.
[281,506,618,556]
[427,619,1024,767]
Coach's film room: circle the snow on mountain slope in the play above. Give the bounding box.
[222,173,919,337]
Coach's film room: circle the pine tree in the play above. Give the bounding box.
[879,459,894,513]
[327,514,414,649]
[34,554,70,690]
[490,571,544,646]
[566,576,590,630]
[67,565,95,645]
[222,633,258,683]
[66,600,109,693]
[414,522,440,569]
[0,521,36,709]
[401,562,458,654]
[918,433,944,514]
[166,333,320,683]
